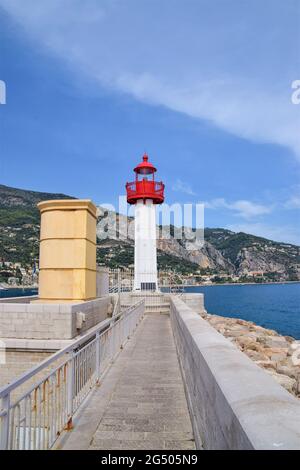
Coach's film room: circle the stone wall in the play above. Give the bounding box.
[0,350,67,403]
[0,295,38,304]
[97,267,109,297]
[0,350,51,389]
[170,296,300,450]
[180,293,206,315]
[0,297,111,340]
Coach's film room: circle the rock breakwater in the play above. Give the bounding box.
[202,312,300,398]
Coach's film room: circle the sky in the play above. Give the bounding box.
[0,0,300,244]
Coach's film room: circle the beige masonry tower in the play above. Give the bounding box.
[37,199,97,303]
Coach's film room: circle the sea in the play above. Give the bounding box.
[183,283,300,340]
[1,283,300,339]
[0,287,38,298]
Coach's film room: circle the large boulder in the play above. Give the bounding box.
[265,337,290,349]
[265,370,297,393]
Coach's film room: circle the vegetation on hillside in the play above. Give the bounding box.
[0,184,299,280]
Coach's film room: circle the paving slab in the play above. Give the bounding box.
[59,314,195,450]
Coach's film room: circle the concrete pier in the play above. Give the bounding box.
[59,314,195,450]
[2,292,300,450]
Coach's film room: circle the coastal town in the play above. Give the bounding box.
[0,259,298,290]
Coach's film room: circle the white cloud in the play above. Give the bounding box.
[1,0,300,158]
[172,179,196,196]
[284,196,300,209]
[204,198,272,219]
[227,222,300,246]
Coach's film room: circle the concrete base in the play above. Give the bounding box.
[0,296,112,340]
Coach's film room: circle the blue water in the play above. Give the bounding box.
[183,283,300,339]
[0,288,38,298]
[1,284,300,339]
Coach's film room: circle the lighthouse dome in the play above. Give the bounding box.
[134,154,157,175]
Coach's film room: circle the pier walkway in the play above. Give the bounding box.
[3,295,300,450]
[59,314,195,450]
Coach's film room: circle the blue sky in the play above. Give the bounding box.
[0,0,300,244]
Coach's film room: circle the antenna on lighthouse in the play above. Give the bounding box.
[126,153,165,291]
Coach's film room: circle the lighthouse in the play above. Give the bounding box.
[126,154,165,291]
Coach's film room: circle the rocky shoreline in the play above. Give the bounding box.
[202,312,300,398]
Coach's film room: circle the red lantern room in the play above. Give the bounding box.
[126,154,165,205]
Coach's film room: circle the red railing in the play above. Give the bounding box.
[126,180,165,204]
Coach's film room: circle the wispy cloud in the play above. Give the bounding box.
[284,196,300,209]
[204,198,272,219]
[172,179,196,196]
[1,0,299,158]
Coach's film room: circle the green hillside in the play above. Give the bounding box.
[0,184,299,281]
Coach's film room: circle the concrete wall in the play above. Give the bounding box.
[170,296,300,450]
[0,297,110,340]
[0,296,38,304]
[180,293,206,315]
[97,267,109,297]
[0,350,51,389]
[0,350,67,403]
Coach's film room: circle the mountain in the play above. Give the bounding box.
[0,184,72,265]
[205,229,300,279]
[0,184,300,281]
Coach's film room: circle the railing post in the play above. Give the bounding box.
[117,268,121,295]
[0,393,10,450]
[95,332,101,384]
[66,351,74,430]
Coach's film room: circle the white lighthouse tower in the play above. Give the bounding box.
[126,154,165,291]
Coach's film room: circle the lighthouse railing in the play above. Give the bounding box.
[126,180,164,201]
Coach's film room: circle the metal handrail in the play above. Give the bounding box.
[0,300,142,398]
[0,299,144,450]
[112,294,120,317]
[126,179,165,204]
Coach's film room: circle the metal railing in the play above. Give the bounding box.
[109,268,187,294]
[112,294,120,317]
[126,180,164,204]
[109,268,134,293]
[0,300,144,450]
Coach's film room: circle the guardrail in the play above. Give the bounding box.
[108,268,188,294]
[0,300,144,450]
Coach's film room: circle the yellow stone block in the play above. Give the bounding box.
[39,200,96,243]
[36,199,97,302]
[38,269,96,302]
[39,239,96,270]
